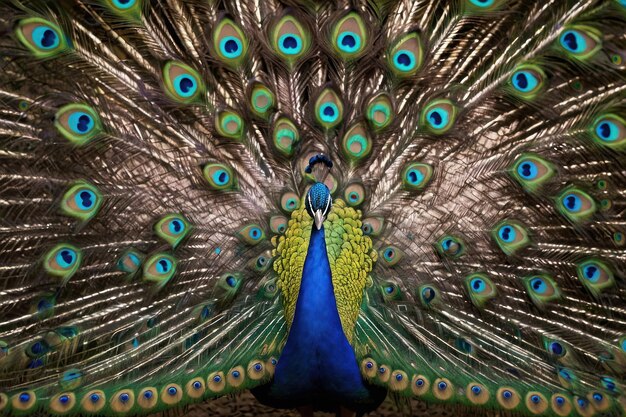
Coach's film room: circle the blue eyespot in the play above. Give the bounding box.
[90,393,100,403]
[173,74,198,98]
[498,225,516,243]
[395,373,403,381]
[225,275,237,287]
[529,277,547,294]
[271,358,277,365]
[383,248,395,262]
[438,381,447,390]
[559,369,573,381]
[278,34,302,55]
[19,393,31,403]
[422,287,436,303]
[254,363,263,371]
[248,227,262,240]
[393,50,416,72]
[232,370,240,378]
[32,25,60,50]
[74,189,96,211]
[469,0,496,6]
[220,36,243,59]
[550,341,564,356]
[471,385,482,395]
[517,161,538,180]
[156,258,172,274]
[319,103,339,123]
[143,390,153,399]
[562,193,582,213]
[595,120,620,142]
[503,390,512,399]
[168,219,184,235]
[601,377,617,392]
[555,396,565,406]
[470,278,486,293]
[211,169,230,186]
[426,108,449,130]
[531,395,541,404]
[416,378,424,386]
[512,70,539,93]
[560,30,586,54]
[213,375,222,383]
[582,264,600,283]
[113,0,136,9]
[366,361,373,369]
[378,367,386,374]
[58,394,69,404]
[577,398,588,408]
[337,32,361,53]
[406,168,425,186]
[592,392,603,402]
[119,393,129,403]
[55,248,76,269]
[193,381,202,390]
[167,386,177,396]
[384,285,394,294]
[68,112,95,135]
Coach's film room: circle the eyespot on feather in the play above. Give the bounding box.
[55,104,102,145]
[16,18,69,58]
[162,61,204,103]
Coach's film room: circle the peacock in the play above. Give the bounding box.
[0,0,625,416]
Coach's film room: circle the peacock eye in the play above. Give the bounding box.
[16,18,68,58]
[315,88,343,128]
[402,163,434,190]
[154,214,191,248]
[380,282,402,300]
[111,0,137,10]
[558,26,601,60]
[422,99,457,134]
[365,93,394,131]
[418,284,441,308]
[215,109,245,140]
[524,274,560,307]
[465,273,496,307]
[238,224,266,245]
[509,65,546,99]
[344,183,365,206]
[203,163,235,190]
[269,215,288,234]
[213,18,248,65]
[576,258,614,295]
[55,104,102,145]
[142,253,177,287]
[592,114,626,148]
[388,33,423,76]
[273,117,300,156]
[60,181,103,222]
[379,246,403,267]
[331,13,367,58]
[44,244,82,281]
[493,220,530,255]
[280,192,300,212]
[249,83,275,119]
[117,249,143,274]
[510,154,555,192]
[162,61,203,103]
[361,217,384,237]
[556,187,596,223]
[342,123,372,161]
[436,235,465,258]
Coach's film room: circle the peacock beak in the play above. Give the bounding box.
[313,210,324,230]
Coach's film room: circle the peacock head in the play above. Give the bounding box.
[305,182,332,230]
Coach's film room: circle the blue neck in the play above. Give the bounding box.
[269,226,368,402]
